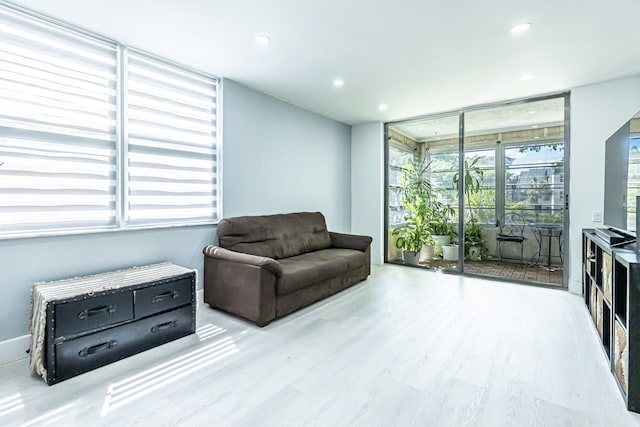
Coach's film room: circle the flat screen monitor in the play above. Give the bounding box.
[603,111,640,235]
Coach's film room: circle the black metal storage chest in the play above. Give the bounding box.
[30,263,196,385]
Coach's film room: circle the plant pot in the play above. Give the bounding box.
[432,235,451,258]
[388,229,403,261]
[467,246,481,260]
[442,244,459,261]
[402,250,421,266]
[420,244,435,263]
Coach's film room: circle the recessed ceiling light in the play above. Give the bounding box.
[378,104,388,111]
[511,22,531,35]
[532,125,538,128]
[521,73,535,81]
[529,110,536,114]
[333,78,344,88]
[255,34,271,45]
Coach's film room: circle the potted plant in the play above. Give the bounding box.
[395,159,436,263]
[442,243,459,261]
[453,156,487,259]
[426,195,456,257]
[464,217,486,260]
[392,196,432,266]
[420,233,436,262]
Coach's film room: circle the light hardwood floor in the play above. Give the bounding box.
[1,265,639,426]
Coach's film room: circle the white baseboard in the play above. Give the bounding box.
[0,334,30,366]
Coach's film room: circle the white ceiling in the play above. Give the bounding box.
[11,0,640,125]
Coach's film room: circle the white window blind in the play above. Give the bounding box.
[0,7,117,234]
[126,51,218,225]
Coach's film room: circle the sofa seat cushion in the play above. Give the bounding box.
[316,248,367,270]
[277,252,348,295]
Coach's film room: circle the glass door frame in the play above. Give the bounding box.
[384,92,570,289]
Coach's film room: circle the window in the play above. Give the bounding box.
[428,150,497,224]
[427,142,563,224]
[388,144,414,225]
[504,143,564,224]
[0,5,219,237]
[126,51,218,225]
[463,149,495,223]
[429,151,459,211]
[0,6,117,234]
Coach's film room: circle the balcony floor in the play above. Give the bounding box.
[390,258,564,286]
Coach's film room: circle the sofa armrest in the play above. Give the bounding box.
[202,245,279,327]
[329,232,373,252]
[203,245,282,276]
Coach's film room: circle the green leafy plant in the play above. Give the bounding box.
[464,217,487,258]
[392,159,435,253]
[399,159,432,205]
[453,157,487,256]
[453,156,484,219]
[392,196,433,253]
[538,212,563,224]
[426,195,456,238]
[395,158,456,247]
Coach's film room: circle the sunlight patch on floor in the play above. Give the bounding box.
[22,403,74,426]
[0,393,24,418]
[196,323,226,341]
[101,335,238,416]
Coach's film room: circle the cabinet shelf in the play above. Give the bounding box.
[616,313,628,331]
[615,259,629,329]
[603,303,611,357]
[582,229,638,412]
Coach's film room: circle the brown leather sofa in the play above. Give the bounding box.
[203,212,372,326]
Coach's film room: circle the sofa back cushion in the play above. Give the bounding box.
[217,212,332,259]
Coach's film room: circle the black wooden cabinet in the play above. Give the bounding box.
[583,229,640,412]
[32,264,196,385]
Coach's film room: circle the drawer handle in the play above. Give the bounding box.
[78,340,117,357]
[151,320,177,333]
[78,305,117,320]
[152,291,179,304]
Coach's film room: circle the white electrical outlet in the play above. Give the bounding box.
[592,211,602,222]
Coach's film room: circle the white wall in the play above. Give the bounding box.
[351,123,384,264]
[222,79,352,232]
[568,75,640,292]
[0,79,352,352]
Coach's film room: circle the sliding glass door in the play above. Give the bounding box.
[386,114,460,272]
[462,97,566,286]
[385,94,569,287]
